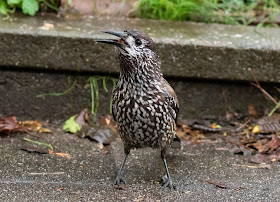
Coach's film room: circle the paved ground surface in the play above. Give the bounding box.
[0,123,280,201]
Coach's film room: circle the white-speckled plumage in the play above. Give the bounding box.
[111,29,179,152]
[97,29,179,189]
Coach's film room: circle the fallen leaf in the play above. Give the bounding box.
[63,115,82,133]
[229,146,252,156]
[74,108,89,126]
[0,116,27,134]
[205,179,227,189]
[98,115,114,126]
[248,104,259,118]
[78,125,118,145]
[253,115,280,133]
[20,146,49,154]
[63,109,89,133]
[249,139,269,153]
[211,123,222,129]
[38,128,52,133]
[19,120,52,133]
[264,135,280,152]
[49,150,71,159]
[193,124,221,132]
[250,154,270,164]
[19,120,41,131]
[57,188,64,191]
[114,184,128,190]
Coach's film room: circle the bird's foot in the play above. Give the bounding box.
[113,175,128,190]
[162,174,175,190]
[114,175,126,185]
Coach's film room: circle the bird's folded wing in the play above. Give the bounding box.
[160,77,179,123]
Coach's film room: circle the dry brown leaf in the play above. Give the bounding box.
[74,108,89,126]
[0,116,27,134]
[19,120,42,131]
[249,139,269,153]
[114,184,128,190]
[49,150,71,159]
[264,135,280,152]
[19,120,52,133]
[205,179,227,189]
[248,104,259,118]
[38,128,52,133]
[250,154,270,164]
[253,115,280,133]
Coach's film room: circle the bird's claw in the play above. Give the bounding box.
[162,174,175,190]
[114,175,126,185]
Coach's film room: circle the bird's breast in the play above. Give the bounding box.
[113,86,176,148]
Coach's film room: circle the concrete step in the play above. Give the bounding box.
[1,14,280,82]
[0,14,279,120]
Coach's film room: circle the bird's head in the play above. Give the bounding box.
[96,29,161,77]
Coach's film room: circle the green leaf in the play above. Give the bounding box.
[0,0,8,15]
[22,0,39,16]
[63,115,82,133]
[7,0,22,5]
[23,137,54,151]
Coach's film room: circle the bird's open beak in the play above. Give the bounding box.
[95,30,128,47]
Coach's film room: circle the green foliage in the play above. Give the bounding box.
[63,115,82,133]
[8,0,22,4]
[0,0,72,17]
[138,0,280,26]
[22,0,38,16]
[0,0,14,17]
[37,76,117,121]
[88,76,118,119]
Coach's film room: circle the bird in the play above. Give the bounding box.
[96,29,179,189]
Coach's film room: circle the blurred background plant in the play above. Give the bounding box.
[0,0,279,26]
[137,0,280,27]
[0,0,71,17]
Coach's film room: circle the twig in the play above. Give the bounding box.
[233,163,271,169]
[250,70,277,105]
[28,172,64,175]
[250,70,280,116]
[235,119,251,132]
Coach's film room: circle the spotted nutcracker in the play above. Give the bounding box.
[96,29,180,189]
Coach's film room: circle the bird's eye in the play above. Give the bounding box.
[135,39,142,46]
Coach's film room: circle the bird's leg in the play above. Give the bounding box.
[114,150,130,185]
[161,149,174,190]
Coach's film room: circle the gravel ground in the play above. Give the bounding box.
[0,124,280,201]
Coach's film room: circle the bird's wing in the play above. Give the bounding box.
[111,85,119,122]
[160,77,179,123]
